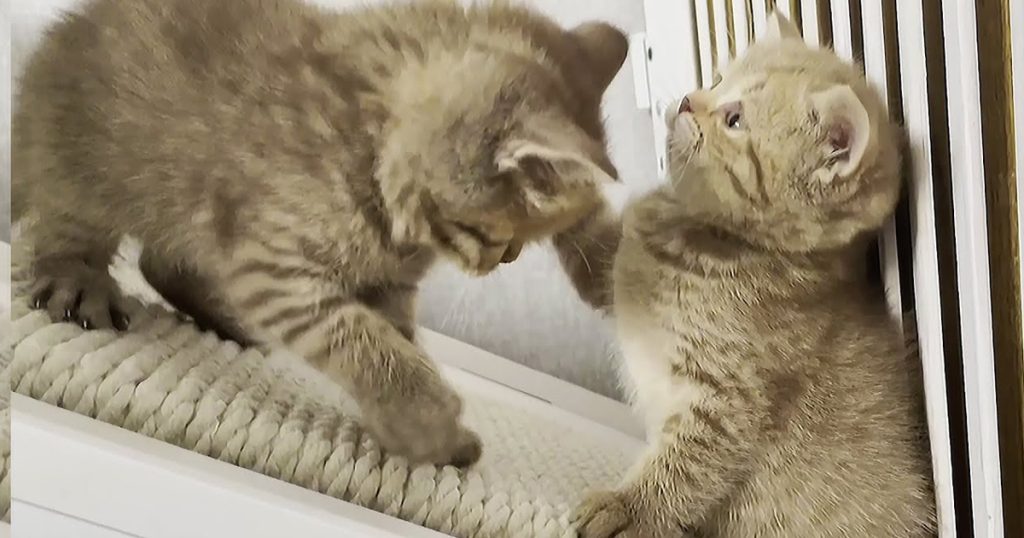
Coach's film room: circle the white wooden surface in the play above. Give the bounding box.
[751,0,767,41]
[731,0,750,54]
[16,502,136,538]
[12,342,644,538]
[829,0,854,59]
[13,395,450,538]
[895,0,957,534]
[799,0,820,46]
[940,2,1005,536]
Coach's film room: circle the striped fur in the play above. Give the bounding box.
[13,0,628,465]
[573,13,935,538]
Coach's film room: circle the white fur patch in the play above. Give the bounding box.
[617,321,705,438]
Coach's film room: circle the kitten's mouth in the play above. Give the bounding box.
[668,115,703,173]
[672,113,702,148]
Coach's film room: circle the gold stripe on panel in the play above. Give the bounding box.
[817,0,833,49]
[707,0,720,78]
[725,0,737,58]
[692,0,706,87]
[976,0,1024,535]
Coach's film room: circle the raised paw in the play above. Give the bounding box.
[29,264,132,331]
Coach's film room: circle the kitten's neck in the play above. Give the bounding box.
[627,189,865,283]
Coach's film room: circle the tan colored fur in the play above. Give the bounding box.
[13,0,628,465]
[571,14,935,538]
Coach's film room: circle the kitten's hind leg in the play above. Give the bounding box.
[139,250,256,346]
[24,219,131,331]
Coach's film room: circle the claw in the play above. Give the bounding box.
[81,318,93,330]
[62,308,74,322]
[112,311,131,331]
[31,287,52,310]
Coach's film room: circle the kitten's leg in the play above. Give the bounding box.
[139,250,256,346]
[552,207,621,313]
[574,399,764,538]
[24,219,132,330]
[218,252,481,466]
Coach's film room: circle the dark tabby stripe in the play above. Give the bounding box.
[671,360,726,393]
[746,143,770,205]
[726,165,763,207]
[258,303,314,330]
[237,288,291,310]
[232,259,321,280]
[693,407,737,443]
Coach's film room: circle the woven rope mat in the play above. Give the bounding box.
[1,242,632,536]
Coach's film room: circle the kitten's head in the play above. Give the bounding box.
[664,12,900,253]
[378,5,627,275]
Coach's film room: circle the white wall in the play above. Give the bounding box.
[10,0,657,399]
[1,0,10,242]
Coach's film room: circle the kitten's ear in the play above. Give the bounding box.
[764,11,803,42]
[495,132,617,215]
[810,85,871,181]
[571,22,629,91]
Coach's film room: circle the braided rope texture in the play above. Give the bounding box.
[2,245,631,536]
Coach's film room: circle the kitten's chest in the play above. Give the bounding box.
[614,276,721,436]
[613,244,747,435]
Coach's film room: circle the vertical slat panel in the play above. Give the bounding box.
[895,1,957,535]
[771,0,790,17]
[940,2,1005,535]
[751,0,768,39]
[712,1,732,69]
[860,0,904,325]
[830,0,854,58]
[799,0,821,46]
[694,0,716,85]
[731,0,751,54]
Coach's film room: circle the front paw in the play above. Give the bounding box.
[29,264,133,331]
[573,490,690,538]
[573,490,636,538]
[364,393,482,467]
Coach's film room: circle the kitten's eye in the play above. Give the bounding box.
[725,111,742,129]
[720,101,744,130]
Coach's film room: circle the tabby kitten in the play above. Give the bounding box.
[572,13,935,537]
[13,0,628,466]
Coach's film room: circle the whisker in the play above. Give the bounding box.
[572,240,593,274]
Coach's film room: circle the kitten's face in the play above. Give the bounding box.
[663,14,900,253]
[379,11,627,275]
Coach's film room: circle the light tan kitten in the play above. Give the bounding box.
[13,0,628,466]
[570,13,935,538]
